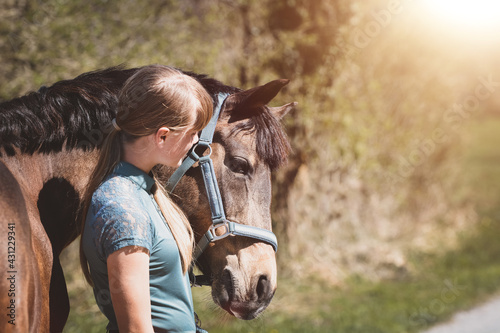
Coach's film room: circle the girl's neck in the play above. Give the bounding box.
[121,135,157,173]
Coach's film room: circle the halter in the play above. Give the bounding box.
[165,93,278,286]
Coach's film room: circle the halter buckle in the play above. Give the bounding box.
[189,141,212,162]
[207,221,233,242]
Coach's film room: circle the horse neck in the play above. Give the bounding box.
[1,148,99,204]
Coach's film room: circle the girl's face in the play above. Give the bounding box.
[158,126,199,168]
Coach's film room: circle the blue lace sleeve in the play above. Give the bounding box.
[90,177,153,260]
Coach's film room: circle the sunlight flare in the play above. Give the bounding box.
[422,0,500,30]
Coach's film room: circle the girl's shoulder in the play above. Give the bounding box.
[89,174,154,259]
[90,173,151,222]
[93,173,143,203]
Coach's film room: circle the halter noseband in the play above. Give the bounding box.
[165,93,278,286]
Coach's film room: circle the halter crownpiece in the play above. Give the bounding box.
[111,118,121,131]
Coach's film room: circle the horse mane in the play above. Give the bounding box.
[0,66,136,156]
[0,66,289,169]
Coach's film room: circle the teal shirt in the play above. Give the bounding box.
[82,161,196,332]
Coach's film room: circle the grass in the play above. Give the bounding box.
[62,116,500,332]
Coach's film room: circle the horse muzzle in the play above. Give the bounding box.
[211,246,277,320]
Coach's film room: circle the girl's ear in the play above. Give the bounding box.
[155,127,170,144]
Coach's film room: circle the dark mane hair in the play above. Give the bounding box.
[0,66,289,169]
[0,66,135,156]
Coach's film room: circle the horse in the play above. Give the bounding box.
[0,66,294,332]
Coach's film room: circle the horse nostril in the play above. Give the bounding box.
[221,269,235,301]
[256,274,271,300]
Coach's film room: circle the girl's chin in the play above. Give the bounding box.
[165,159,183,168]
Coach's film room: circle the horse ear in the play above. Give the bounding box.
[223,79,292,122]
[269,102,297,120]
[240,79,290,109]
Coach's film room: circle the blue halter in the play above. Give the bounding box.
[165,93,278,284]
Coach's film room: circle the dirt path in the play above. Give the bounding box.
[423,296,500,333]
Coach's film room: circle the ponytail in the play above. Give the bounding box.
[151,180,194,274]
[79,128,122,286]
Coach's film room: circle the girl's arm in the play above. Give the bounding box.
[107,245,154,333]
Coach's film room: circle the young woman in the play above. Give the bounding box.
[80,65,213,333]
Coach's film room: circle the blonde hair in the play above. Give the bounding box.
[80,65,213,285]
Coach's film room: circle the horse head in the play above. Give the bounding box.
[161,79,295,320]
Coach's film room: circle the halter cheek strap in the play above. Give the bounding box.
[165,93,278,285]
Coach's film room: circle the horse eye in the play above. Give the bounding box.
[229,157,251,175]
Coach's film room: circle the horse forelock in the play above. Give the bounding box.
[230,107,290,170]
[0,66,135,157]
